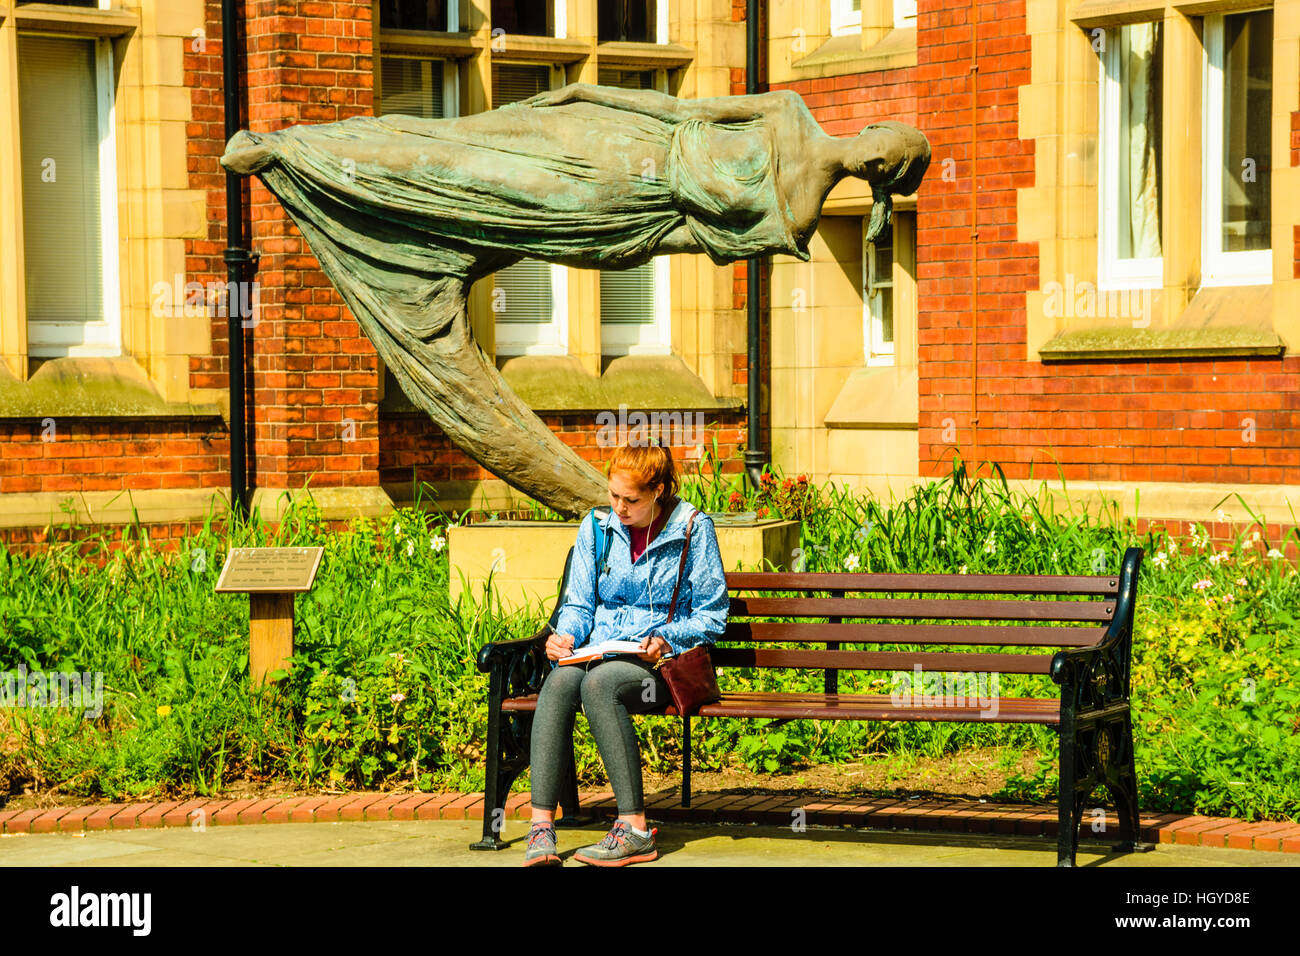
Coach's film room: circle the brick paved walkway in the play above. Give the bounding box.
[3,790,1297,855]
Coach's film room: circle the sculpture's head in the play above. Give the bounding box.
[849,121,931,242]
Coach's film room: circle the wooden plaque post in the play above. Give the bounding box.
[214,547,324,687]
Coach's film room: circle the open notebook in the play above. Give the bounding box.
[556,640,651,666]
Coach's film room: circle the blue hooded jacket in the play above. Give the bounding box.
[553,498,729,655]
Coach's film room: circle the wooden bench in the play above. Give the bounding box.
[471,546,1151,866]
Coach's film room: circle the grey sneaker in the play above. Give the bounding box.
[522,822,561,866]
[572,819,658,867]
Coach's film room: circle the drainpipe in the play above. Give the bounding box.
[968,0,980,473]
[222,0,252,520]
[744,0,768,489]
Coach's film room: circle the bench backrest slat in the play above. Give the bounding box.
[727,571,1119,596]
[709,647,1055,675]
[723,621,1108,647]
[729,596,1116,623]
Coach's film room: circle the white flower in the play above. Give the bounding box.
[390,692,405,704]
[1150,551,1168,570]
[1192,579,1213,591]
[958,565,968,575]
[1222,593,1235,603]
[1236,577,1247,587]
[431,534,447,553]
[1051,550,1058,562]
[406,539,415,556]
[391,521,402,537]
[1217,509,1227,523]
[1208,551,1229,567]
[843,554,860,571]
[1267,549,1284,559]
[1165,539,1178,555]
[983,531,997,555]
[1250,531,1261,543]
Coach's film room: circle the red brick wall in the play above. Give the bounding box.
[380,410,749,497]
[779,0,1300,489]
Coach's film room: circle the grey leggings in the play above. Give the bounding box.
[530,657,669,816]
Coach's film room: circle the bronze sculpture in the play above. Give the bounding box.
[222,84,930,516]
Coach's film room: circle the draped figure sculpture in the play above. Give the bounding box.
[222,84,930,517]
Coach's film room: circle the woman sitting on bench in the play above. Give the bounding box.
[524,441,729,866]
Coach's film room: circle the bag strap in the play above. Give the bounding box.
[590,508,612,609]
[664,510,698,625]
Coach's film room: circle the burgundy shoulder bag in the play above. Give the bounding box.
[654,510,722,716]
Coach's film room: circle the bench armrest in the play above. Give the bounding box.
[1050,547,1142,714]
[476,625,552,701]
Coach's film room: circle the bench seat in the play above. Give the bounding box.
[501,690,1062,723]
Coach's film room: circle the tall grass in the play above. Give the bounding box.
[2,458,1297,820]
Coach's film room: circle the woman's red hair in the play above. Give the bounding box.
[605,443,679,502]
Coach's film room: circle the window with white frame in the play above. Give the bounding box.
[597,67,671,357]
[1202,8,1272,287]
[377,55,457,119]
[831,1,915,37]
[830,0,862,36]
[18,32,120,357]
[1098,20,1163,289]
[864,220,895,366]
[492,62,568,356]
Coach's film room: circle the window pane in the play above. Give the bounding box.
[18,35,102,325]
[1117,22,1162,260]
[598,1,656,43]
[1220,9,1271,254]
[378,57,445,118]
[492,64,555,328]
[378,0,449,32]
[872,240,893,348]
[492,62,550,109]
[492,0,551,37]
[598,68,657,332]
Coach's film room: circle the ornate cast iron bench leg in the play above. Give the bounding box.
[470,673,533,849]
[1056,718,1082,867]
[1107,711,1155,856]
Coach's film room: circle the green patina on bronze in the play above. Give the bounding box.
[222,84,930,516]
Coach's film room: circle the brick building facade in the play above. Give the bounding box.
[1,0,1297,553]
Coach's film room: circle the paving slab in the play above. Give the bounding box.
[3,819,1296,868]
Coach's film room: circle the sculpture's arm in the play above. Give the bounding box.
[520,83,802,126]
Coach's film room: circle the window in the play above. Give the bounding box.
[377,56,456,118]
[597,68,670,357]
[18,32,120,357]
[491,1,564,38]
[830,0,862,36]
[894,0,917,28]
[1098,21,1163,289]
[598,1,657,43]
[491,63,568,356]
[378,0,453,32]
[1202,8,1272,287]
[864,222,895,366]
